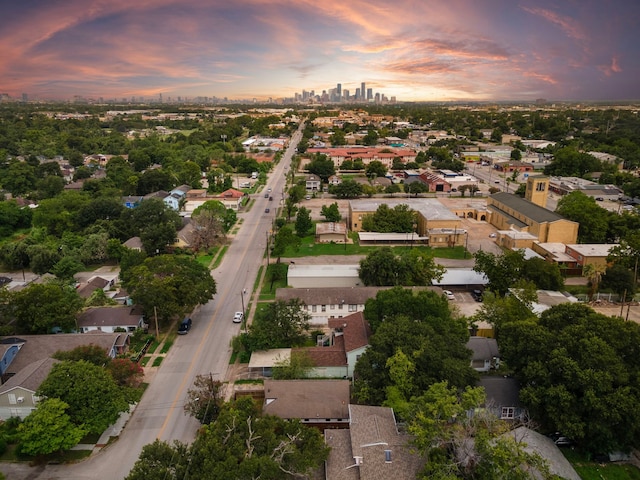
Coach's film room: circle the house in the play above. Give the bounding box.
[467,337,499,372]
[214,188,244,210]
[493,161,534,173]
[123,236,143,251]
[247,348,291,378]
[328,175,342,186]
[478,376,525,421]
[77,306,146,333]
[501,427,581,480]
[306,174,321,191]
[315,222,347,243]
[262,379,350,428]
[292,312,371,378]
[324,404,425,480]
[144,190,180,211]
[74,274,120,299]
[0,358,58,420]
[276,286,387,324]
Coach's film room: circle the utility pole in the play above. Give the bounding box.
[153,306,159,338]
[265,230,270,265]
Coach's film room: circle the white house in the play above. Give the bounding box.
[77,306,146,333]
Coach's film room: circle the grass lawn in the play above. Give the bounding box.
[152,357,163,367]
[259,264,288,299]
[211,246,228,269]
[563,449,640,480]
[141,355,151,367]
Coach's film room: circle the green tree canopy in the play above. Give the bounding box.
[122,254,216,323]
[501,303,640,454]
[555,191,610,243]
[17,398,86,456]
[294,206,313,237]
[127,398,328,480]
[360,203,417,233]
[9,282,84,334]
[365,160,387,179]
[359,247,444,287]
[320,202,342,222]
[38,360,128,434]
[329,178,363,198]
[245,299,311,351]
[305,154,335,182]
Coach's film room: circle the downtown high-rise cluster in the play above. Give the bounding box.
[292,82,396,104]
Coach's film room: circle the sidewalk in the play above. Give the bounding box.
[70,404,135,453]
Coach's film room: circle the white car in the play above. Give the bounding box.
[232,312,244,323]
[443,290,455,301]
[489,233,497,238]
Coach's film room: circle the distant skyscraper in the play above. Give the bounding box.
[361,82,365,100]
[367,88,373,101]
[355,88,361,100]
[337,83,342,98]
[21,93,28,102]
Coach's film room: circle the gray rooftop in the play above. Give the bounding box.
[490,192,568,224]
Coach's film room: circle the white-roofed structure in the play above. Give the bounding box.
[287,264,361,288]
[432,268,488,289]
[247,349,291,377]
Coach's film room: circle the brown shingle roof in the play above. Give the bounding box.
[0,333,124,375]
[275,286,391,307]
[77,306,144,328]
[0,357,59,394]
[328,312,371,353]
[263,379,350,420]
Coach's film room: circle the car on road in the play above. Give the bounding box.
[233,312,244,323]
[264,193,269,198]
[443,290,455,300]
[494,180,500,184]
[489,233,497,238]
[264,208,270,213]
[595,197,604,201]
[267,187,272,193]
[269,196,273,201]
[178,317,192,334]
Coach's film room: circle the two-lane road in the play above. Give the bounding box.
[1,122,305,480]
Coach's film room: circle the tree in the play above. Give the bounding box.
[473,250,526,296]
[555,191,609,243]
[184,374,225,424]
[521,257,564,291]
[354,291,476,405]
[320,202,342,222]
[123,255,216,323]
[190,201,235,251]
[365,160,387,179]
[583,262,606,301]
[245,299,311,351]
[406,181,429,196]
[272,350,314,380]
[161,397,328,480]
[384,183,401,196]
[359,247,444,287]
[125,439,189,480]
[360,203,417,233]
[38,360,128,434]
[408,382,553,480]
[306,154,335,182]
[601,263,636,300]
[17,399,86,456]
[502,303,640,454]
[270,226,300,263]
[294,206,312,237]
[123,198,181,255]
[106,358,144,387]
[10,282,84,334]
[329,178,363,198]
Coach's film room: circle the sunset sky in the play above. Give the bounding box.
[2,0,639,102]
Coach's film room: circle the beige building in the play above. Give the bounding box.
[315,222,347,243]
[487,176,578,247]
[348,198,465,248]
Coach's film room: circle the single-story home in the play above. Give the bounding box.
[77,306,146,333]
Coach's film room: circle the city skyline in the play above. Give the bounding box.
[2,1,639,103]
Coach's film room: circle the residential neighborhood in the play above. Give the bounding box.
[1,101,640,480]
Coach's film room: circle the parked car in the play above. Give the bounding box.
[549,432,573,447]
[178,317,192,335]
[233,312,244,323]
[264,208,270,213]
[471,289,483,302]
[489,233,497,238]
[443,290,455,301]
[305,195,311,200]
[595,197,604,201]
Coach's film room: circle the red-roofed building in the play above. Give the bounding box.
[307,147,416,169]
